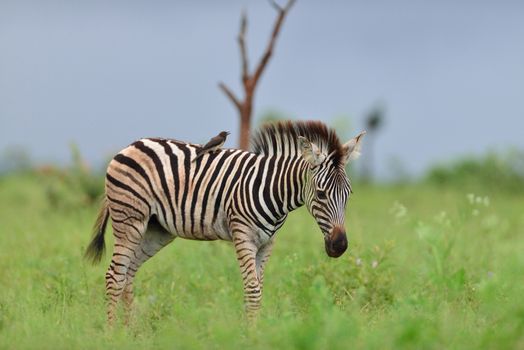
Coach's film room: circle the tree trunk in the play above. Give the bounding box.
[239,103,252,150]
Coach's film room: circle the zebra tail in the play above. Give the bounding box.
[84,196,109,265]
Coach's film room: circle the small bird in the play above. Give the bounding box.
[193,131,230,161]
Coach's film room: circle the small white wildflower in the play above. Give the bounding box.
[472,209,480,216]
[371,260,378,269]
[435,211,450,226]
[467,193,475,204]
[483,196,490,207]
[390,201,407,219]
[285,254,298,264]
[416,222,431,241]
[355,258,362,266]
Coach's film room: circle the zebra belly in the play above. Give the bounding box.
[154,203,232,242]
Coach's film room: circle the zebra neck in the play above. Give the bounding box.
[269,156,308,215]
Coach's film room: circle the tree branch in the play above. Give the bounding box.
[269,0,283,11]
[284,0,296,11]
[218,82,241,110]
[238,11,249,84]
[252,0,296,87]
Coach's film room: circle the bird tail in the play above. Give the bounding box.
[192,149,204,162]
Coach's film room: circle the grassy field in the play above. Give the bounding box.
[1,173,523,349]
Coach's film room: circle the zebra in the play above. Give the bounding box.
[84,120,365,324]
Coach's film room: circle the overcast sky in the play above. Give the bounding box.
[1,0,523,178]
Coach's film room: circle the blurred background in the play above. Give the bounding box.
[1,0,523,184]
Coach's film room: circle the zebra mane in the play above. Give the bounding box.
[251,120,345,166]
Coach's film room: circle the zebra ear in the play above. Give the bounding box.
[298,136,326,166]
[342,131,366,165]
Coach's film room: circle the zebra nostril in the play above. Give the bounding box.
[332,234,347,253]
[324,228,348,258]
[331,233,347,253]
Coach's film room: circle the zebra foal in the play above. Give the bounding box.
[84,120,365,324]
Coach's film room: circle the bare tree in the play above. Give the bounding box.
[219,0,296,150]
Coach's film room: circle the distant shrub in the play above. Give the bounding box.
[0,146,32,174]
[40,143,104,209]
[425,150,524,193]
[68,143,104,203]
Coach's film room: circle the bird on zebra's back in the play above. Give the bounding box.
[83,120,365,326]
[193,131,230,162]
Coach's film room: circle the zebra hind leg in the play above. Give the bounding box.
[105,213,147,325]
[122,215,175,325]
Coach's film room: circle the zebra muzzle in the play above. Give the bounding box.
[324,226,348,258]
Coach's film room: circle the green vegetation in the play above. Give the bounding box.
[426,150,524,194]
[1,170,523,349]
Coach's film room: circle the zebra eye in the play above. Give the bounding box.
[316,189,327,200]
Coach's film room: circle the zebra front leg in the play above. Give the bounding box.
[256,240,274,293]
[233,233,262,323]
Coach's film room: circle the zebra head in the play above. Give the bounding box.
[298,131,365,258]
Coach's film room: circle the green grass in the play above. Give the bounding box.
[1,174,523,349]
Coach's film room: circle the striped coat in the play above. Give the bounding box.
[85,121,365,324]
